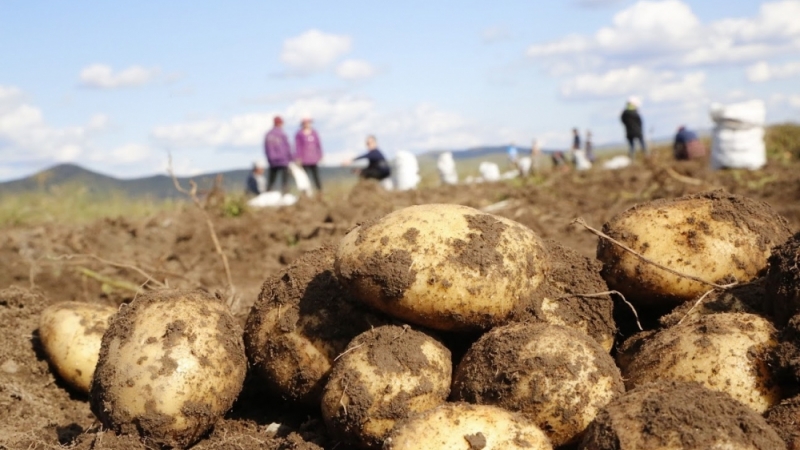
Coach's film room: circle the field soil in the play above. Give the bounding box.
[2,152,800,449]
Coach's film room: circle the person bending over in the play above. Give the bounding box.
[349,135,391,180]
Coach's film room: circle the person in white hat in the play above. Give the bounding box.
[245,159,267,196]
[621,97,647,159]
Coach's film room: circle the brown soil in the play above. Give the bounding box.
[765,394,800,450]
[766,232,800,325]
[579,380,784,449]
[659,278,770,328]
[3,152,800,448]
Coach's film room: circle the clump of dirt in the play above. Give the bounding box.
[580,381,784,450]
[450,214,508,276]
[244,245,386,404]
[512,241,617,350]
[765,395,800,450]
[337,248,417,301]
[766,232,800,325]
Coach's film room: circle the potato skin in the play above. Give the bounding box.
[623,312,780,413]
[244,245,383,405]
[598,191,790,309]
[321,325,451,449]
[452,323,623,447]
[385,403,553,450]
[90,290,247,449]
[335,204,548,331]
[38,301,116,394]
[579,381,785,450]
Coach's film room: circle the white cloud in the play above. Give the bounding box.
[336,59,377,81]
[561,66,706,103]
[527,0,800,71]
[280,29,352,73]
[790,95,800,109]
[150,95,526,165]
[79,64,161,89]
[746,60,800,82]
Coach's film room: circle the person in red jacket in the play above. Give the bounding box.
[294,117,323,192]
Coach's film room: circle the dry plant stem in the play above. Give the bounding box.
[677,288,717,325]
[574,218,738,290]
[559,291,643,331]
[45,254,166,289]
[665,166,703,185]
[168,155,236,304]
[334,343,365,362]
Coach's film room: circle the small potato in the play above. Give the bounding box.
[452,323,623,447]
[335,204,549,331]
[321,325,451,449]
[598,191,790,309]
[623,312,780,413]
[90,290,247,449]
[38,301,117,394]
[385,403,553,450]
[244,245,384,405]
[580,381,785,450]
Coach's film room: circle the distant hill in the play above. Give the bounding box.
[0,163,355,200]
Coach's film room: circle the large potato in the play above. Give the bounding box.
[335,204,548,331]
[38,301,117,394]
[452,323,623,446]
[90,290,247,449]
[623,312,780,413]
[580,381,785,450]
[321,325,451,449]
[385,403,553,450]
[244,245,384,405]
[598,191,790,309]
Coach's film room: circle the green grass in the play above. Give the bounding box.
[0,183,177,227]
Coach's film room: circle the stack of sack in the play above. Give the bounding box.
[392,151,420,191]
[437,152,459,185]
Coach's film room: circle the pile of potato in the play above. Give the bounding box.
[38,191,800,449]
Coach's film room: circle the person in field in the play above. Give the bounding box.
[245,160,267,196]
[264,116,293,194]
[673,125,707,160]
[621,97,647,159]
[294,117,323,193]
[346,135,391,181]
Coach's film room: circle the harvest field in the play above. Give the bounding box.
[2,133,800,449]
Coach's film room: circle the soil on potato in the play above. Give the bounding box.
[766,232,800,325]
[580,381,784,450]
[3,152,800,448]
[765,394,800,450]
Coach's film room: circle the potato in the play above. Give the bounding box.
[766,232,800,325]
[38,301,116,394]
[385,403,553,450]
[513,241,617,352]
[579,381,785,450]
[623,312,780,413]
[597,191,790,309]
[335,204,548,331]
[452,323,623,446]
[321,325,451,449]
[90,290,247,449]
[658,281,766,328]
[244,245,384,405]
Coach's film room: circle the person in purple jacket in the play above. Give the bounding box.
[264,116,293,194]
[294,117,323,192]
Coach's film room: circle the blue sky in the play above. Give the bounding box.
[1,0,799,180]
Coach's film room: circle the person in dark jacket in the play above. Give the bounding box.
[347,135,391,180]
[245,160,267,196]
[673,126,707,160]
[621,98,647,159]
[264,116,293,194]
